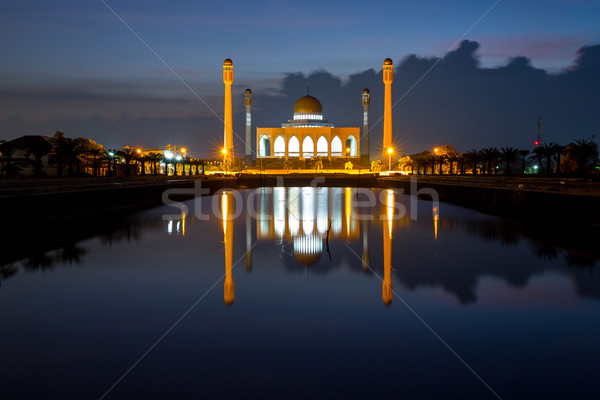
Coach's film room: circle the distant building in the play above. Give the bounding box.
[0,135,57,176]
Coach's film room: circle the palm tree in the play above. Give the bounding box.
[480,147,500,174]
[500,147,519,176]
[446,150,459,174]
[553,145,566,174]
[518,150,529,174]
[564,138,599,176]
[465,149,480,174]
[147,152,163,175]
[539,142,560,175]
[116,146,136,177]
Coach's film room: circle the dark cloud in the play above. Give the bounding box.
[1,40,599,157]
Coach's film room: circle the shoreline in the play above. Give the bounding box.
[2,174,599,264]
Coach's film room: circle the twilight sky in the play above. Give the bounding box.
[1,0,599,157]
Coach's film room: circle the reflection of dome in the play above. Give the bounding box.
[293,235,323,266]
[245,88,252,94]
[293,95,322,114]
[224,58,233,65]
[384,58,393,65]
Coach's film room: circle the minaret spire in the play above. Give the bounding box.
[223,58,234,171]
[307,82,309,96]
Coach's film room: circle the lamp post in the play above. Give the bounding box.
[346,147,350,162]
[387,147,393,171]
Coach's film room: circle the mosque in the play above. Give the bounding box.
[223,58,395,168]
[255,88,360,161]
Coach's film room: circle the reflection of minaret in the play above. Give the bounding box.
[361,220,369,271]
[361,88,370,166]
[244,88,253,165]
[222,192,234,305]
[433,206,439,241]
[382,58,393,154]
[245,211,252,271]
[223,59,234,164]
[382,189,394,306]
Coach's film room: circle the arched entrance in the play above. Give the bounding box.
[259,136,271,157]
[331,136,342,157]
[288,136,300,157]
[274,136,285,157]
[303,136,314,158]
[345,135,357,157]
[317,136,328,157]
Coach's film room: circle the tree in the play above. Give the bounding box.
[147,152,163,175]
[116,146,136,177]
[446,150,459,174]
[465,149,480,174]
[563,137,599,176]
[480,147,500,174]
[53,133,85,177]
[84,139,105,177]
[500,147,519,176]
[537,142,561,175]
[518,150,529,174]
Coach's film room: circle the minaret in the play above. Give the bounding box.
[382,58,394,155]
[222,192,234,306]
[382,189,393,306]
[223,59,234,166]
[244,88,253,165]
[361,88,370,166]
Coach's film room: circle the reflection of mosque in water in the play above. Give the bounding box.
[256,187,361,266]
[219,187,400,306]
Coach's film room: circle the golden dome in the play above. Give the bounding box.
[384,58,393,65]
[245,88,252,94]
[224,58,233,65]
[293,95,322,114]
[363,88,370,94]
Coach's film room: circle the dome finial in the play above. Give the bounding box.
[307,81,309,96]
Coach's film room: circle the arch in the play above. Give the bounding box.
[288,135,300,157]
[274,136,285,157]
[345,135,357,157]
[331,136,342,157]
[259,136,271,157]
[302,136,314,158]
[316,136,328,157]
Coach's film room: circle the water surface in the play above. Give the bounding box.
[1,187,599,399]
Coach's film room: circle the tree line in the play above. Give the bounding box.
[395,138,599,176]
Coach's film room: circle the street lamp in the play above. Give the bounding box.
[387,147,393,171]
[346,147,350,162]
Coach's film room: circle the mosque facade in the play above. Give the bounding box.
[255,91,360,161]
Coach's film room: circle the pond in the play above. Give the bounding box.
[1,187,599,399]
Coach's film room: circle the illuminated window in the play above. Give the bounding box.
[288,136,300,157]
[302,136,314,158]
[316,136,328,157]
[331,136,342,156]
[274,136,285,157]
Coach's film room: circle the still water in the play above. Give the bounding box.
[1,187,600,399]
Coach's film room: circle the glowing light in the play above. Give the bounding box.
[108,152,114,157]
[434,148,439,153]
[176,155,182,161]
[165,150,174,159]
[181,148,186,153]
[222,148,227,155]
[136,149,141,154]
[388,148,393,154]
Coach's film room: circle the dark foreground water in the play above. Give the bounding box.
[1,187,599,399]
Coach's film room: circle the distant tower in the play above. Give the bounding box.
[382,58,394,154]
[223,59,234,165]
[535,117,542,146]
[361,88,370,166]
[244,89,253,165]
